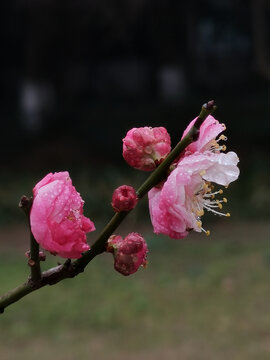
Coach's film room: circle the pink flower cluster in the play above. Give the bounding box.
[30,172,95,259]
[123,127,171,171]
[107,233,148,276]
[148,115,240,238]
[28,113,239,270]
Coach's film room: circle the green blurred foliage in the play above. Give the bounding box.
[1,224,270,359]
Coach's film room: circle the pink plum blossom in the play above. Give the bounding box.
[123,126,171,171]
[30,171,95,259]
[181,115,226,155]
[148,116,240,239]
[112,185,138,212]
[107,233,148,276]
[149,152,239,238]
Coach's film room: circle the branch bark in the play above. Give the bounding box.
[19,196,42,283]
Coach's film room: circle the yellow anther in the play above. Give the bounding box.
[226,213,231,217]
[205,230,210,236]
[222,145,227,151]
[223,197,227,203]
[203,183,208,190]
[196,209,204,217]
[219,135,227,141]
[196,221,202,228]
[219,189,223,194]
[217,201,223,209]
[211,194,215,199]
[221,123,226,130]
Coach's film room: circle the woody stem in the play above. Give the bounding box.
[0,100,216,313]
[73,100,216,271]
[19,196,42,283]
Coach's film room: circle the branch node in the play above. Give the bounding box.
[28,259,35,267]
[63,259,71,269]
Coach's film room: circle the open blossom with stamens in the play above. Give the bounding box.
[148,116,239,239]
[181,115,226,155]
[107,233,148,276]
[30,171,95,259]
[123,127,171,171]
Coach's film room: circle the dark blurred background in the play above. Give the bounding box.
[1,0,269,165]
[1,0,270,225]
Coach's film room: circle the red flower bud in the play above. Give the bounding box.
[107,233,148,276]
[112,185,138,212]
[123,127,171,171]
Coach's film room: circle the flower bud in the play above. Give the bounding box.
[107,233,148,276]
[122,127,171,171]
[112,185,138,212]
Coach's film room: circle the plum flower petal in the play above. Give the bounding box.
[179,151,240,187]
[149,186,189,239]
[181,115,226,154]
[30,171,95,259]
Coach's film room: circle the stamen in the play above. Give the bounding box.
[201,226,210,236]
[204,205,229,217]
[216,200,223,209]
[218,135,227,141]
[193,179,231,237]
[204,189,223,198]
[210,137,227,153]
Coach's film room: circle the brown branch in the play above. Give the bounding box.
[19,196,42,283]
[0,100,216,314]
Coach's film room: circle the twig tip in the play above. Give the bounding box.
[203,100,216,110]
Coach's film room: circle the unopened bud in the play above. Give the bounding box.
[107,233,148,276]
[112,185,138,212]
[122,127,171,171]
